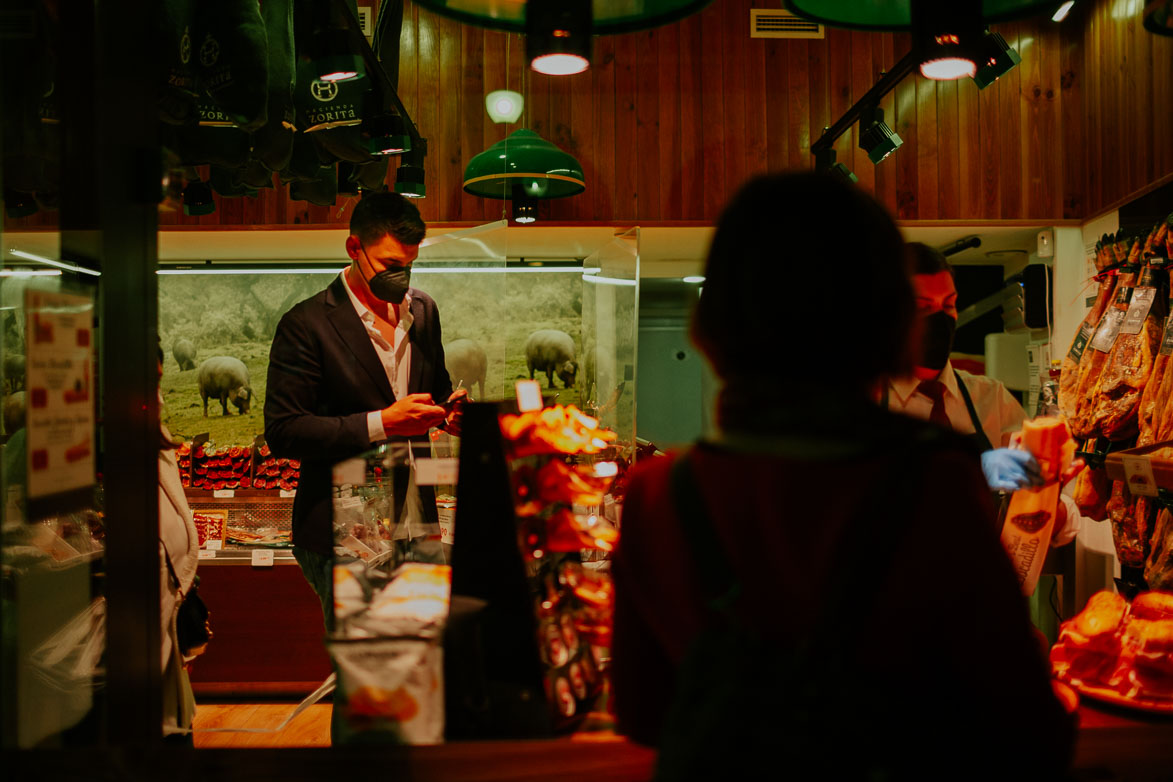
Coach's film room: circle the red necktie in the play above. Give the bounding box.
[917,380,952,430]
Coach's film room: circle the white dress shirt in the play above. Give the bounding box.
[338,270,413,443]
[886,362,1025,449]
[885,361,1080,546]
[339,271,435,542]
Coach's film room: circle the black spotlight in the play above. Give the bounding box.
[313,28,364,83]
[814,148,857,185]
[362,113,411,156]
[4,188,38,219]
[511,184,537,223]
[395,138,427,199]
[182,180,215,216]
[972,31,1022,89]
[527,0,591,75]
[859,107,903,164]
[912,0,982,81]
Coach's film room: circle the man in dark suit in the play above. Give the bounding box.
[264,193,462,626]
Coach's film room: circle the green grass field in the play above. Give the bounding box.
[161,341,271,447]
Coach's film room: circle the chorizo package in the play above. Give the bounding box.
[328,637,444,745]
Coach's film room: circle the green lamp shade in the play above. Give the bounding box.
[783,1,1056,30]
[4,189,38,219]
[182,181,216,216]
[463,129,585,200]
[413,0,714,34]
[1144,0,1173,37]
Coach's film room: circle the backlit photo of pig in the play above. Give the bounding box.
[444,338,486,400]
[525,329,577,389]
[198,356,253,416]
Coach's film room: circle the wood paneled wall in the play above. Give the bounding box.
[1077,0,1173,218]
[7,0,1172,231]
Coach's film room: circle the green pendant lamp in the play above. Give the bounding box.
[463,129,585,203]
[783,0,1056,30]
[412,0,714,34]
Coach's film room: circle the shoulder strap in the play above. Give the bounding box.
[955,375,994,452]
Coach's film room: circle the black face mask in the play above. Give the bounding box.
[367,267,411,303]
[358,242,412,303]
[919,311,956,371]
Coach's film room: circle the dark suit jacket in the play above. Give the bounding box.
[264,275,453,554]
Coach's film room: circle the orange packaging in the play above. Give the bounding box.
[1001,417,1075,596]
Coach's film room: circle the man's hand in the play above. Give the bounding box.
[439,388,469,436]
[381,393,447,437]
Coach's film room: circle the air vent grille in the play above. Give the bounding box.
[750,9,824,39]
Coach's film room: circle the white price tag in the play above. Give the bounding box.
[279,489,296,498]
[414,457,458,486]
[1122,455,1159,498]
[205,539,223,551]
[515,380,543,412]
[213,489,235,498]
[251,549,275,567]
[198,549,217,560]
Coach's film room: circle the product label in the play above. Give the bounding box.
[213,489,235,499]
[1122,455,1159,498]
[1068,324,1093,362]
[1161,314,1173,356]
[1120,287,1156,335]
[198,549,217,560]
[251,549,275,567]
[1090,309,1127,352]
[414,457,458,487]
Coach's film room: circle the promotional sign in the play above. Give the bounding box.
[24,290,95,508]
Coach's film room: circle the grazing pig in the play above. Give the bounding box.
[444,339,487,400]
[172,338,197,371]
[198,356,252,416]
[525,329,577,389]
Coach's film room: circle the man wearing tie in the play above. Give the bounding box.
[881,242,1079,545]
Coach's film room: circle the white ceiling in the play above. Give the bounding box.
[3,222,1045,279]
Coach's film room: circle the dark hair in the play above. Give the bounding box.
[907,242,954,278]
[349,192,427,246]
[692,172,913,386]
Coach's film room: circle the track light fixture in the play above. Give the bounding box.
[814,148,857,185]
[971,31,1022,88]
[395,138,427,199]
[3,188,38,219]
[527,0,591,75]
[314,28,364,83]
[859,107,902,164]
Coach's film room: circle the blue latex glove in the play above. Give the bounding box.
[981,448,1044,492]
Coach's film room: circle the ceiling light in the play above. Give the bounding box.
[1052,1,1076,21]
[783,0,1056,29]
[512,185,538,223]
[362,114,411,156]
[859,107,903,164]
[314,29,364,83]
[485,90,524,123]
[464,128,585,201]
[527,0,592,75]
[972,31,1022,88]
[814,148,858,185]
[0,269,61,277]
[912,1,980,81]
[182,180,216,216]
[396,138,427,199]
[683,276,705,284]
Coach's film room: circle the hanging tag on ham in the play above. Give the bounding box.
[1120,288,1157,335]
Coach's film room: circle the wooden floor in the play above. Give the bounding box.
[193,702,332,748]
